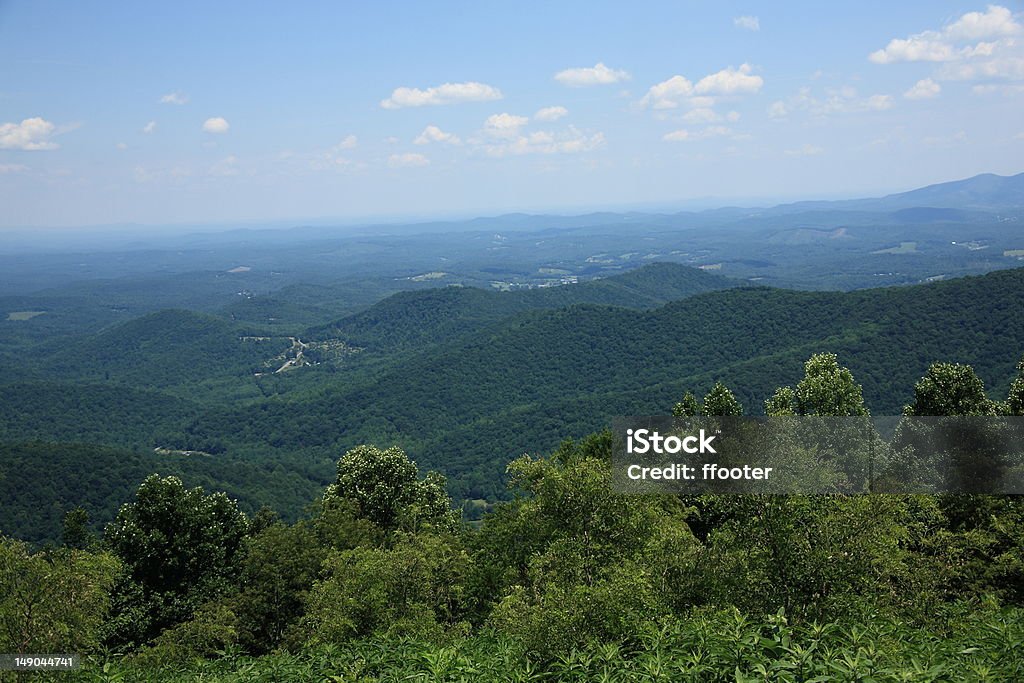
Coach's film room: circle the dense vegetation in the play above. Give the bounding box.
[4,264,1024,538]
[1,355,1022,680]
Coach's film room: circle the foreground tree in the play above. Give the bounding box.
[104,475,248,647]
[0,538,119,654]
[323,444,457,534]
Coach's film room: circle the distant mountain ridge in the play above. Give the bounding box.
[752,172,1024,216]
[311,262,740,351]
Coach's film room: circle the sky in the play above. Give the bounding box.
[1,1,1023,229]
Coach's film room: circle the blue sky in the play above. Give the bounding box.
[1,1,1022,228]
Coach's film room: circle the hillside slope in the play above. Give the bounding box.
[311,262,739,351]
[186,267,1024,499]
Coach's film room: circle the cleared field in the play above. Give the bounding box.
[873,241,918,254]
[5,310,46,321]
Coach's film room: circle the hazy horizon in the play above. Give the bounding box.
[2,2,1023,230]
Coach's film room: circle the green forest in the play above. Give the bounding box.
[5,264,1024,543]
[2,354,1023,681]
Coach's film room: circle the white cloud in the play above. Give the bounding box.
[681,108,720,124]
[662,126,732,142]
[202,117,230,134]
[534,106,568,122]
[336,134,358,149]
[115,142,128,150]
[785,143,824,156]
[734,15,760,31]
[159,91,189,105]
[865,94,894,110]
[939,56,1024,80]
[554,62,630,87]
[767,100,788,118]
[484,113,529,138]
[638,75,694,109]
[388,152,430,168]
[972,83,1024,95]
[414,125,461,145]
[869,5,1021,64]
[479,125,604,157]
[663,129,691,142]
[946,5,1020,41]
[208,155,239,176]
[0,117,59,150]
[694,64,764,95]
[870,36,958,63]
[380,81,502,109]
[0,163,28,173]
[640,65,762,109]
[775,86,892,116]
[904,78,941,99]
[142,121,157,134]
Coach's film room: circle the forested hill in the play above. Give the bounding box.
[186,267,1024,499]
[310,262,739,351]
[39,309,292,394]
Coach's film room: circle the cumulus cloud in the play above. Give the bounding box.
[534,106,568,122]
[785,143,824,156]
[734,15,760,31]
[336,134,358,149]
[380,82,502,109]
[773,86,892,116]
[972,83,1024,95]
[946,5,1021,40]
[159,91,189,105]
[638,75,694,109]
[388,152,430,168]
[202,117,230,133]
[484,113,529,138]
[639,65,762,109]
[414,125,461,145]
[767,100,788,118]
[142,121,157,134]
[0,117,59,150]
[939,56,1024,80]
[554,62,630,87]
[869,5,1021,64]
[694,64,764,95]
[904,78,941,99]
[681,108,721,124]
[479,126,604,157]
[662,126,732,142]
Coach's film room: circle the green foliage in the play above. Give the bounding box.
[472,432,697,655]
[796,352,869,416]
[1008,356,1024,416]
[103,475,249,647]
[233,521,327,653]
[304,532,471,644]
[71,606,1024,681]
[324,444,457,533]
[701,382,743,416]
[62,506,94,550]
[671,391,699,418]
[905,362,998,416]
[0,538,119,654]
